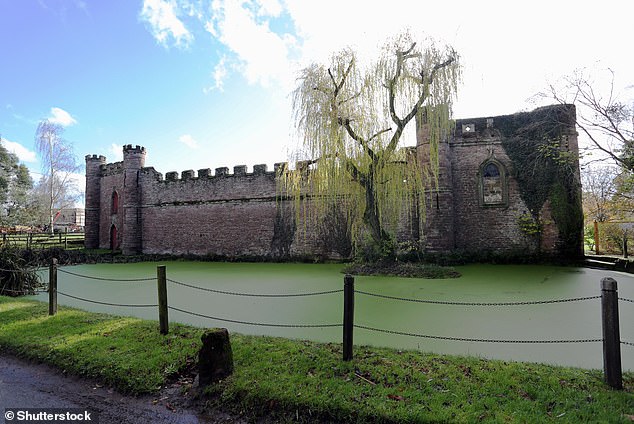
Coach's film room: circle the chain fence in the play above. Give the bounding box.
[167,277,343,297]
[355,289,601,306]
[0,287,48,295]
[354,324,603,344]
[56,290,158,308]
[57,268,155,282]
[26,263,633,366]
[169,305,341,328]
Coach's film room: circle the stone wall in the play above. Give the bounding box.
[138,166,281,257]
[449,136,531,253]
[85,104,583,260]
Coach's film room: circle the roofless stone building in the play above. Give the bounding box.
[85,104,583,260]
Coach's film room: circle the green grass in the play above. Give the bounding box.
[1,296,632,423]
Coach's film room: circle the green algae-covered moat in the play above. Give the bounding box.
[35,262,634,371]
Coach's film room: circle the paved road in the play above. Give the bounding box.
[0,354,241,424]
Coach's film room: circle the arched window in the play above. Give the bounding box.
[479,160,507,207]
[111,191,119,214]
[483,163,500,179]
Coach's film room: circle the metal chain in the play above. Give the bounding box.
[57,268,155,282]
[56,290,158,308]
[355,290,601,306]
[167,278,343,298]
[619,297,634,304]
[0,267,42,274]
[0,287,46,295]
[622,340,634,347]
[354,324,602,344]
[168,305,342,328]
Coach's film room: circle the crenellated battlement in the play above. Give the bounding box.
[85,154,107,162]
[101,161,124,176]
[156,162,289,183]
[123,144,146,154]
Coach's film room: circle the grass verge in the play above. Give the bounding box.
[0,296,632,423]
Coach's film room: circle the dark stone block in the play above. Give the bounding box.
[253,164,267,175]
[198,328,234,386]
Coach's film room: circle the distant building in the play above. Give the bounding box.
[55,208,85,230]
[84,104,583,259]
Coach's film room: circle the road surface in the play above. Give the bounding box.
[0,353,242,423]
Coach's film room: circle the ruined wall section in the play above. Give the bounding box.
[87,105,582,260]
[447,107,580,257]
[449,124,534,254]
[137,165,313,257]
[417,123,455,252]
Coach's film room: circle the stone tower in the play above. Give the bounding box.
[416,118,455,252]
[122,145,146,255]
[84,154,106,249]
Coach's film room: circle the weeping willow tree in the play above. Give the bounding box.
[285,31,461,260]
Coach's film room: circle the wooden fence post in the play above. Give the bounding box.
[601,277,622,389]
[594,221,600,255]
[48,258,57,316]
[157,265,169,335]
[343,274,354,361]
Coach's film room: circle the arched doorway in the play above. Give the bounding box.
[110,224,118,250]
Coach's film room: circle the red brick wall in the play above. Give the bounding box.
[450,140,536,253]
[86,106,582,259]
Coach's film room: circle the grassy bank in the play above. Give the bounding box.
[0,296,632,423]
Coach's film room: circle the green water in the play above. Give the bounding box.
[34,262,634,370]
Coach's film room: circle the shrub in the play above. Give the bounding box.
[0,247,42,296]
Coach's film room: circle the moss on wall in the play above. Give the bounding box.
[500,105,583,257]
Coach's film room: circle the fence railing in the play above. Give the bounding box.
[1,232,84,250]
[43,260,632,390]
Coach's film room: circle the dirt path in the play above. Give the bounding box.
[0,353,245,424]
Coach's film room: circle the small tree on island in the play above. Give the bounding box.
[285,31,461,261]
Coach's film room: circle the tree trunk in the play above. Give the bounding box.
[363,175,393,260]
[49,142,54,235]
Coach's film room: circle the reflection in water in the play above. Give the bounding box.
[35,262,634,370]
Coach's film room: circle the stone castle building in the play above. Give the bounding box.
[85,104,583,259]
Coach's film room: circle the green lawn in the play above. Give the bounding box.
[0,296,632,423]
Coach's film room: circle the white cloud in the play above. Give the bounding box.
[254,0,283,17]
[207,55,228,92]
[205,1,298,88]
[0,138,37,163]
[178,134,199,149]
[140,0,193,48]
[108,143,124,161]
[48,107,77,126]
[161,0,633,122]
[69,172,86,207]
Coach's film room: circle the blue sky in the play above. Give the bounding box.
[1,0,633,193]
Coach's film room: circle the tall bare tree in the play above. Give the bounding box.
[540,68,634,171]
[34,121,80,233]
[286,31,461,260]
[582,166,618,222]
